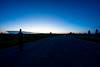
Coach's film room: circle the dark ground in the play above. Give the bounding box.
[0,35,100,67]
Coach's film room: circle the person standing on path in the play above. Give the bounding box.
[17,29,23,51]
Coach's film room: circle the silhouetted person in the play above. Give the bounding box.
[18,29,23,51]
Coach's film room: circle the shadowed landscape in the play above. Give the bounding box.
[0,31,100,49]
[0,30,100,67]
[0,0,100,67]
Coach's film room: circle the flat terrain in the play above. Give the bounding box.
[0,35,100,67]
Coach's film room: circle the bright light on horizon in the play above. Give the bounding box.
[1,15,86,33]
[2,16,74,33]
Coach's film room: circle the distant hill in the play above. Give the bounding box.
[6,31,34,34]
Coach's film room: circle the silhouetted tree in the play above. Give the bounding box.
[69,32,72,34]
[95,29,99,35]
[50,32,52,35]
[88,30,91,35]
[50,32,54,38]
[0,32,4,41]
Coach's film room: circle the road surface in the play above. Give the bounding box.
[0,35,100,67]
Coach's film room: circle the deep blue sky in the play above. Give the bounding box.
[0,0,100,33]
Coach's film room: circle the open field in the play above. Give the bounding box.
[72,34,100,43]
[0,34,100,49]
[0,34,50,48]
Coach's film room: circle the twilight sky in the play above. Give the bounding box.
[0,0,100,33]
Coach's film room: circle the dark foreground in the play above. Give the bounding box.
[0,36,100,67]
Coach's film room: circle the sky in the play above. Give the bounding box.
[0,0,100,33]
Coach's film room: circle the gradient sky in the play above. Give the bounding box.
[0,0,100,33]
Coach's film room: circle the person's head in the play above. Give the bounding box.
[20,29,22,32]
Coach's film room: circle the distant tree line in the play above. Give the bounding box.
[88,29,99,35]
